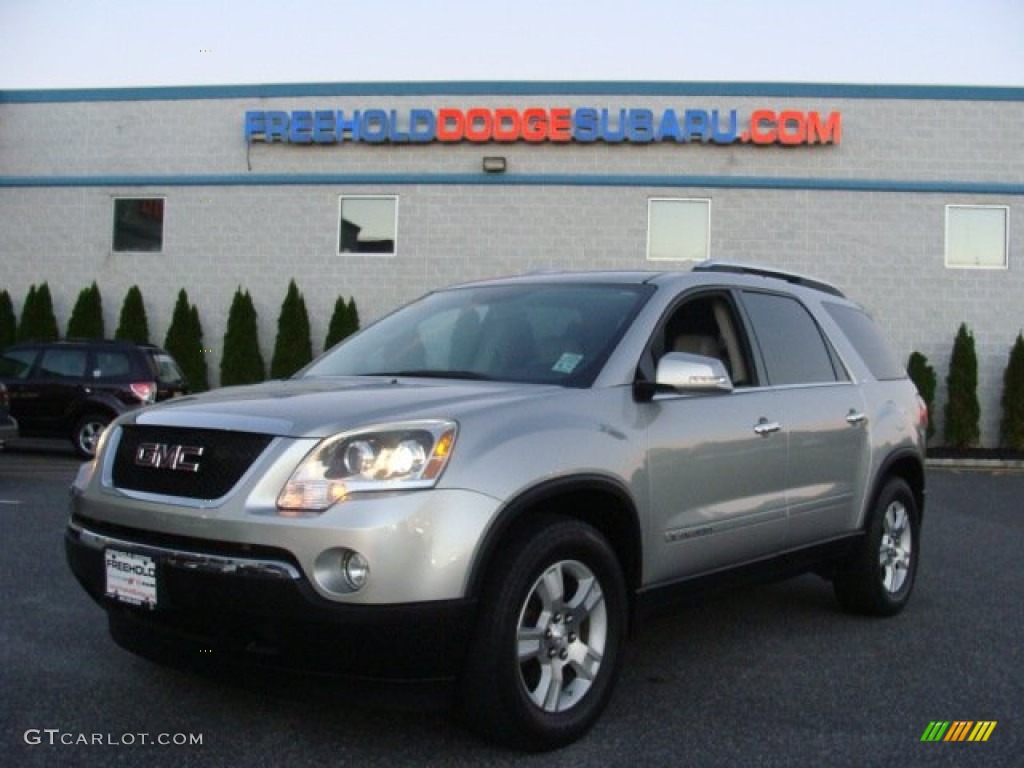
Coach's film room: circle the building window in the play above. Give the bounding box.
[945,205,1008,269]
[647,198,711,261]
[112,197,165,252]
[339,196,398,255]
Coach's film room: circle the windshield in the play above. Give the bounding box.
[303,282,653,387]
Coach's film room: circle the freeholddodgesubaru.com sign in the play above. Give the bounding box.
[244,106,841,146]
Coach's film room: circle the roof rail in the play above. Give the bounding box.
[693,260,846,298]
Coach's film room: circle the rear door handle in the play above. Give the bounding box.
[753,418,782,437]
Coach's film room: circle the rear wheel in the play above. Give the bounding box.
[459,516,627,751]
[834,477,920,616]
[73,412,110,458]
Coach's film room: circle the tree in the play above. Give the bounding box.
[906,351,937,440]
[346,296,360,337]
[324,294,360,350]
[35,283,60,341]
[270,280,313,378]
[114,285,150,344]
[944,323,980,449]
[188,305,209,392]
[163,290,191,380]
[16,285,36,342]
[220,287,265,386]
[0,290,16,347]
[1001,333,1024,451]
[17,283,59,342]
[66,282,105,339]
[164,290,208,393]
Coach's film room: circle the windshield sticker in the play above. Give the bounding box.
[552,353,584,374]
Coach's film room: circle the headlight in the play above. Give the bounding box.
[277,420,457,512]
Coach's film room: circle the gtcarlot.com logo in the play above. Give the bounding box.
[921,721,997,742]
[24,729,203,746]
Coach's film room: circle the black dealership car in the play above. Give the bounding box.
[0,339,188,457]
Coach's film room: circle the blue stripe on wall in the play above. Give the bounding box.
[2,81,1023,104]
[1,173,1021,195]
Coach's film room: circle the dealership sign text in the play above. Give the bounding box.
[244,107,841,146]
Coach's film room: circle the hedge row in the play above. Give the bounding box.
[0,283,360,393]
[908,323,1024,451]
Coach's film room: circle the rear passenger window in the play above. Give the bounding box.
[824,303,906,381]
[742,292,839,386]
[94,352,133,380]
[38,348,88,379]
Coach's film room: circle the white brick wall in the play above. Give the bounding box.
[1,86,1021,445]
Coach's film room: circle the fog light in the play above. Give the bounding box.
[314,548,372,594]
[343,551,370,591]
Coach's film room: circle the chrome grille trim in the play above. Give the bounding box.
[69,520,301,580]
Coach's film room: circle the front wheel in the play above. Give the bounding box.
[459,516,627,751]
[73,412,110,459]
[834,477,920,616]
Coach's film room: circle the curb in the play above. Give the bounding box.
[926,458,1024,472]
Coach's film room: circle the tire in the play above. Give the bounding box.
[73,412,111,459]
[458,516,627,751]
[834,477,920,616]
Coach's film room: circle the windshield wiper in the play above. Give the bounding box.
[360,370,494,381]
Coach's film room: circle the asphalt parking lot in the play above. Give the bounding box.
[1,440,1020,767]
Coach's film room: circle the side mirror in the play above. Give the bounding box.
[655,352,733,394]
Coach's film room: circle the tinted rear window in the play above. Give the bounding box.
[742,291,840,386]
[824,303,906,381]
[38,348,88,379]
[93,351,133,380]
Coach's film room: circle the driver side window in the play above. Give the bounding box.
[658,293,754,388]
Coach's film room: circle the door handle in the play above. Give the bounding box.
[753,418,782,437]
[845,410,867,426]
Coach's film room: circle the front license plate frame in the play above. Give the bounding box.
[104,549,157,609]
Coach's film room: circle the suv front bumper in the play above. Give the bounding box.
[66,517,477,680]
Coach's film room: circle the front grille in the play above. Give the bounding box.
[112,425,274,499]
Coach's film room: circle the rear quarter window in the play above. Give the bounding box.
[824,303,906,381]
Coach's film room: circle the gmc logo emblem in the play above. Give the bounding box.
[134,442,204,473]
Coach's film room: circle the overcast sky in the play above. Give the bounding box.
[1,0,1022,90]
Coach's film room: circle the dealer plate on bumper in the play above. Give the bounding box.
[105,549,157,608]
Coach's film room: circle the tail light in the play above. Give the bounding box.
[129,381,157,404]
[916,394,929,434]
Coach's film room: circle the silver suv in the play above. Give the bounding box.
[66,263,926,750]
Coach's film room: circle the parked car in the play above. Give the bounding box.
[0,339,188,457]
[65,263,926,750]
[0,382,17,446]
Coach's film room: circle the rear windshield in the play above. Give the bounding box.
[824,303,906,381]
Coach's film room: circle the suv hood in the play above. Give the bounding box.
[131,376,561,438]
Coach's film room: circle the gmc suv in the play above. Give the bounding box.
[65,263,926,750]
